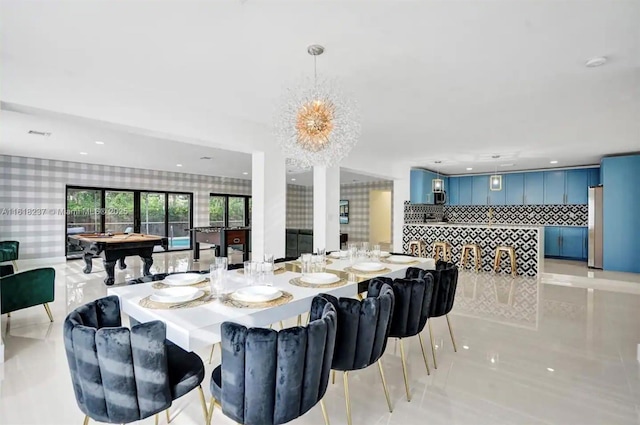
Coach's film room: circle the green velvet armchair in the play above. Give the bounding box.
[0,241,19,271]
[1,267,55,321]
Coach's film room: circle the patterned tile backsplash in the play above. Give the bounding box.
[404,202,588,226]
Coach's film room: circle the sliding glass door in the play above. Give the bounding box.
[209,193,251,228]
[168,193,191,250]
[65,186,193,257]
[105,190,135,233]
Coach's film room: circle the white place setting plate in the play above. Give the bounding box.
[329,250,348,259]
[352,262,386,272]
[162,273,206,286]
[379,251,391,258]
[386,255,416,264]
[300,272,341,285]
[150,287,204,303]
[231,286,283,303]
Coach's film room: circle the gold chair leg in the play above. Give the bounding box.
[399,338,411,402]
[83,415,90,425]
[320,398,330,425]
[154,413,159,425]
[165,409,171,423]
[43,303,53,322]
[332,370,336,385]
[428,320,437,369]
[297,314,302,326]
[12,260,18,271]
[418,333,431,375]
[207,397,215,425]
[377,359,393,412]
[446,314,458,352]
[343,371,352,425]
[197,385,209,423]
[356,293,364,301]
[208,342,218,364]
[279,320,285,329]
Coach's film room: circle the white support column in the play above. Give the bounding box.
[251,151,286,260]
[313,166,340,252]
[392,163,411,253]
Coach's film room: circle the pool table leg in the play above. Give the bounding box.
[82,253,93,274]
[119,257,127,270]
[141,255,154,276]
[103,260,116,286]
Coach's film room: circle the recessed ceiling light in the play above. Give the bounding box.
[463,345,470,350]
[95,141,104,145]
[550,160,558,164]
[200,156,213,160]
[176,164,183,167]
[547,367,555,372]
[435,160,442,164]
[466,167,473,171]
[79,152,88,155]
[491,155,500,159]
[585,56,607,68]
[242,172,249,175]
[291,178,296,181]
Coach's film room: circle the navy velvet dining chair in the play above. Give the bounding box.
[413,260,460,369]
[376,269,435,401]
[63,295,209,425]
[207,295,337,425]
[318,279,395,425]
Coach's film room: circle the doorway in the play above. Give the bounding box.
[369,190,392,246]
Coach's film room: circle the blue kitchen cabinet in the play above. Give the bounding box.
[472,175,489,205]
[448,177,459,205]
[587,167,600,187]
[545,226,561,257]
[544,171,565,204]
[410,169,424,204]
[565,169,589,204]
[505,173,524,205]
[488,182,506,205]
[544,226,587,259]
[458,176,473,205]
[561,226,586,259]
[524,172,544,204]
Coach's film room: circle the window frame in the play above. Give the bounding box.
[209,193,251,228]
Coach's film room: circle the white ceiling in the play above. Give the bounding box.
[1,0,639,176]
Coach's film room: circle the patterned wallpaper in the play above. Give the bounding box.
[340,181,394,244]
[286,184,313,229]
[0,155,251,259]
[403,202,588,226]
[285,181,395,245]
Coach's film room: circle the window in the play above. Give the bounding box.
[65,186,193,258]
[209,193,251,227]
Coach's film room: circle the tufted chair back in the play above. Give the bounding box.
[320,279,395,372]
[388,274,435,339]
[63,296,172,424]
[420,261,459,318]
[216,296,337,425]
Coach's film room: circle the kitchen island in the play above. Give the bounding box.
[403,223,544,276]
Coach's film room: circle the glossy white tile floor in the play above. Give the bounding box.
[1,253,639,425]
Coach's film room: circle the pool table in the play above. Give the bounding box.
[68,233,168,285]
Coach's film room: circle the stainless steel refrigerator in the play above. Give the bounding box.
[588,186,603,269]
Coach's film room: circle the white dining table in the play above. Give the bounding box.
[107,256,435,352]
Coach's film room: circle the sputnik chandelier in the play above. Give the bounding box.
[275,45,360,168]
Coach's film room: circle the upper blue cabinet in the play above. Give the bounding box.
[543,168,596,205]
[524,172,544,204]
[504,173,524,204]
[410,169,448,204]
[472,175,489,205]
[448,177,459,205]
[458,176,473,205]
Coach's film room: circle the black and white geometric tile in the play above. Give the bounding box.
[403,224,541,277]
[444,204,588,226]
[403,202,444,223]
